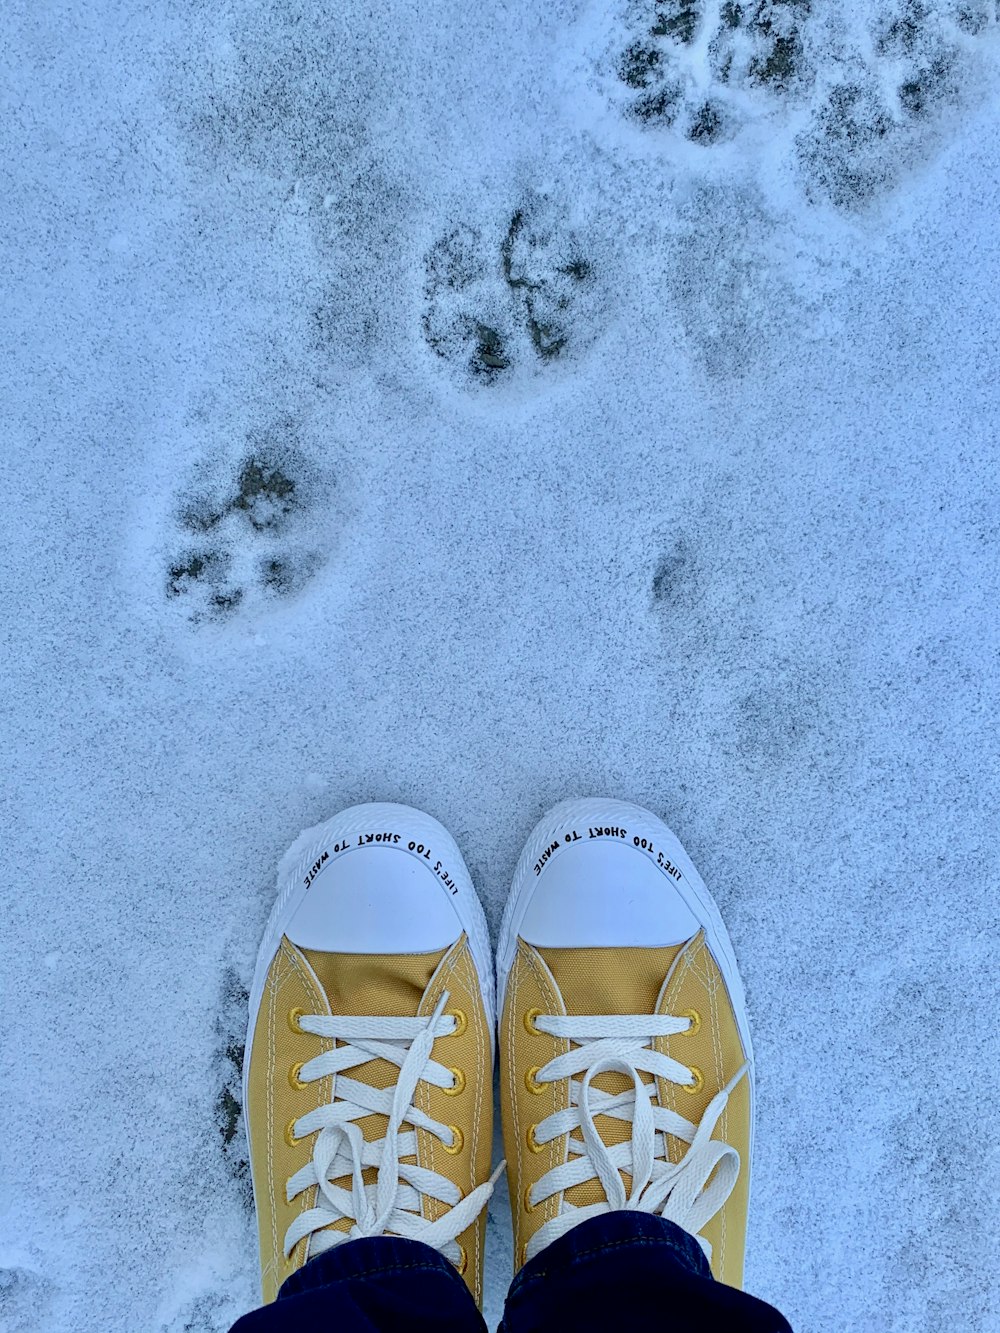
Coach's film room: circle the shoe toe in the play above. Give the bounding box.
[286,842,464,953]
[520,833,700,948]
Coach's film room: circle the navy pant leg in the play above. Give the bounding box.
[229,1237,486,1333]
[500,1214,792,1333]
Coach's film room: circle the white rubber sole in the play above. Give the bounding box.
[243,801,496,1123]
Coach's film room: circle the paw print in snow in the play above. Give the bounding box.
[422,197,601,385]
[602,0,997,208]
[796,1,988,211]
[709,1,812,94]
[166,424,327,624]
[613,0,812,144]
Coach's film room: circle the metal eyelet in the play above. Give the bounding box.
[524,1184,539,1213]
[525,1066,545,1094]
[526,1123,544,1154]
[285,1117,302,1147]
[444,1124,464,1155]
[449,1009,467,1037]
[288,1062,308,1090]
[457,1244,468,1276]
[443,1066,466,1096]
[287,1007,306,1034]
[523,1007,544,1035]
[678,1008,702,1036]
[682,1066,705,1094]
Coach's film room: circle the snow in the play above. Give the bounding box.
[1,1,998,1330]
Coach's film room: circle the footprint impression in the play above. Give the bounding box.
[614,0,812,144]
[608,0,996,209]
[166,424,328,625]
[797,2,990,211]
[422,197,602,384]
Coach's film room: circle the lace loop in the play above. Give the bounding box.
[524,1011,748,1263]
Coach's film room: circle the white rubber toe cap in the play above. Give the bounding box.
[519,836,701,948]
[286,843,464,953]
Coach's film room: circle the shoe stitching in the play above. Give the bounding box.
[462,942,487,1305]
[662,938,696,1167]
[457,947,482,1303]
[522,945,566,1238]
[702,939,727,1275]
[416,943,448,1235]
[672,933,742,1281]
[418,937,487,1302]
[282,941,331,1271]
[265,944,278,1291]
[415,945,446,1231]
[504,950,522,1261]
[442,943,481,1298]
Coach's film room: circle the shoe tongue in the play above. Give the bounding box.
[539,946,683,1017]
[301,948,447,1020]
[536,944,684,1210]
[298,945,450,1238]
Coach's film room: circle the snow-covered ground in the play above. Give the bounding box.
[2,2,998,1329]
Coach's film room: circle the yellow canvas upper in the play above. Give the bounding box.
[500,930,751,1286]
[245,931,493,1305]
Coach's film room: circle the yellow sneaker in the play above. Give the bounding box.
[244,803,498,1306]
[497,798,753,1285]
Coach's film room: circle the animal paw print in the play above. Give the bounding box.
[613,0,812,144]
[606,0,996,207]
[422,197,600,384]
[615,0,705,135]
[709,1,812,95]
[166,423,326,624]
[796,1,989,211]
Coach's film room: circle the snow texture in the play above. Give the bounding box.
[1,1,999,1329]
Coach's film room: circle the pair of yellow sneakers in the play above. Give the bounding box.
[243,798,753,1309]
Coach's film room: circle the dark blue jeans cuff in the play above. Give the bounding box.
[501,1212,792,1333]
[508,1211,711,1304]
[276,1235,458,1299]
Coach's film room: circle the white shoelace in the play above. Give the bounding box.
[525,1013,748,1263]
[283,992,500,1268]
